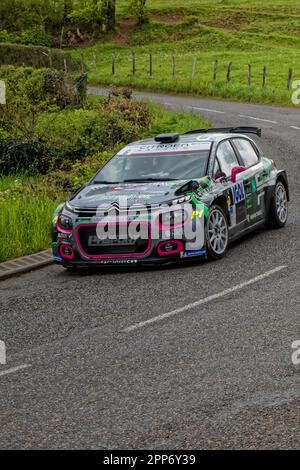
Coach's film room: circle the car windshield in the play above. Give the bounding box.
[92,149,211,184]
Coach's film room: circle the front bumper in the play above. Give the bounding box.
[52,211,206,267]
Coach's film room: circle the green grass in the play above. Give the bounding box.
[71,0,300,105]
[0,101,208,262]
[0,175,65,262]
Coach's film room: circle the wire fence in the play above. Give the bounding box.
[78,51,297,91]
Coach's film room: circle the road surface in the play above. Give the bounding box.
[0,89,299,449]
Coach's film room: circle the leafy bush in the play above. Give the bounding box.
[0,137,56,175]
[0,26,51,46]
[47,149,117,191]
[0,0,66,32]
[0,66,87,133]
[0,43,81,71]
[102,94,151,128]
[0,89,152,175]
[36,97,151,163]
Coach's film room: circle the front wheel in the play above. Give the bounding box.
[266,181,288,228]
[206,205,229,260]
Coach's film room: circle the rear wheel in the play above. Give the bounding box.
[267,181,288,228]
[206,205,229,260]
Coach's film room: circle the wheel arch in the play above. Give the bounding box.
[276,170,289,201]
[212,195,229,222]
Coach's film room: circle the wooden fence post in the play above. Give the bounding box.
[227,62,232,82]
[262,66,266,88]
[287,68,293,90]
[248,64,251,86]
[213,60,218,81]
[80,52,85,73]
[132,52,136,76]
[112,54,115,75]
[64,58,67,73]
[93,53,97,73]
[172,55,175,79]
[149,53,152,77]
[191,57,197,80]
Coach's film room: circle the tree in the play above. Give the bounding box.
[130,0,148,25]
[69,0,116,34]
[101,0,116,32]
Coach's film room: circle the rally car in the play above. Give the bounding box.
[51,127,289,269]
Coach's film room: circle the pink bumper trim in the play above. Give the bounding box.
[59,244,75,260]
[157,240,184,256]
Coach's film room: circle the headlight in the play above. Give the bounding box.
[57,214,73,231]
[171,195,191,205]
[160,209,187,228]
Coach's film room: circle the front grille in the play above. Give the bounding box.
[74,205,157,218]
[77,223,150,257]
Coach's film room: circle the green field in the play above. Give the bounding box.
[72,0,300,105]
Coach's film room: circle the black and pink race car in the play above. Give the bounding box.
[51,127,289,269]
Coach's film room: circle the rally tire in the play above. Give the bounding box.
[206,204,229,260]
[266,180,288,228]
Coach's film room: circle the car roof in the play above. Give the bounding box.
[128,132,253,148]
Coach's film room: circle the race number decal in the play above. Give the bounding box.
[232,182,246,204]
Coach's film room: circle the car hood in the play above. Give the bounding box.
[69,180,200,209]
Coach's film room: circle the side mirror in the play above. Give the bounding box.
[214,170,226,181]
[190,180,201,190]
[231,166,246,183]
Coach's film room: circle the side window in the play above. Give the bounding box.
[216,141,239,177]
[233,139,259,168]
[213,157,223,180]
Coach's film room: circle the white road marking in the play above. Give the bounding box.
[0,364,31,378]
[290,126,300,130]
[238,114,277,124]
[188,106,225,114]
[163,103,225,114]
[124,265,287,332]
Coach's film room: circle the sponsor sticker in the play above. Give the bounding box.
[98,259,138,265]
[181,248,206,258]
[119,142,211,155]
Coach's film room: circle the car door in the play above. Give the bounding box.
[215,139,248,233]
[231,138,265,227]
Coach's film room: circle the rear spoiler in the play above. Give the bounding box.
[184,127,262,137]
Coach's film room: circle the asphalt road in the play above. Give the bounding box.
[0,89,299,449]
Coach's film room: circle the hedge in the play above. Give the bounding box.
[0,43,82,72]
[0,66,87,108]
